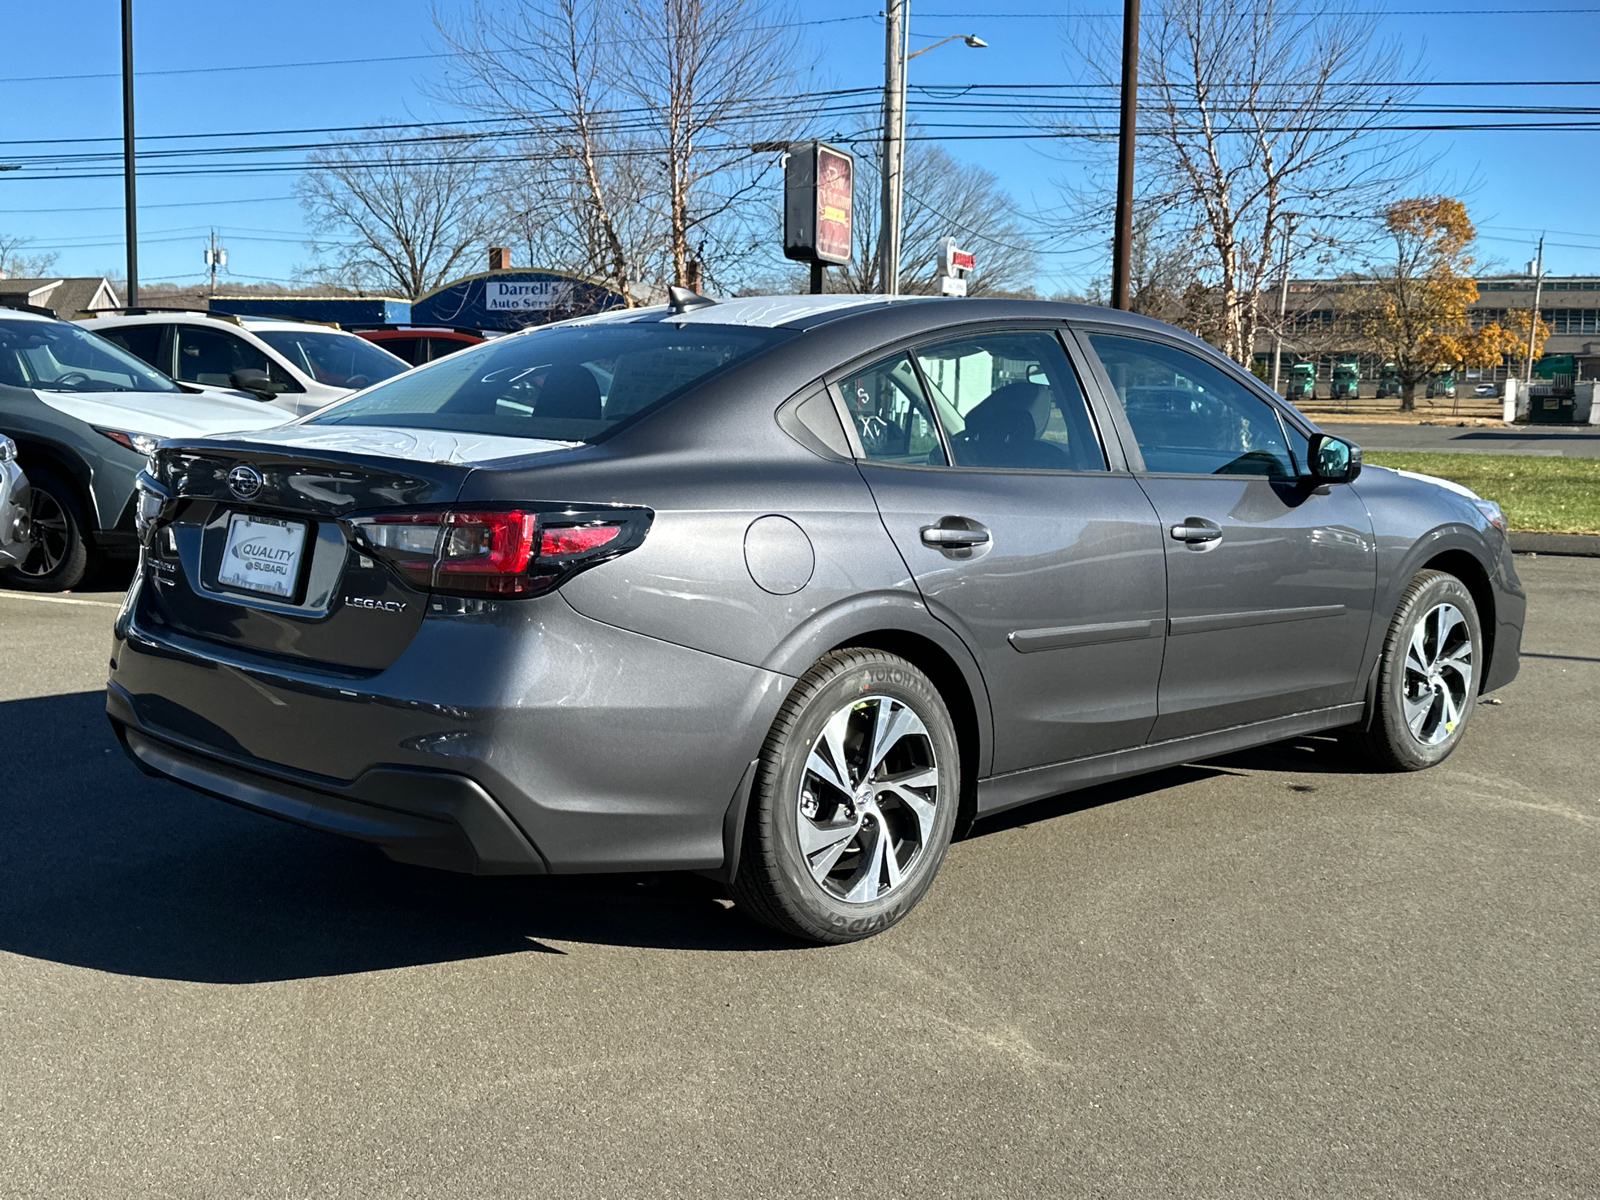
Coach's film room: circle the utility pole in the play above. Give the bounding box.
[121,0,139,307]
[1270,217,1296,395]
[1523,234,1544,384]
[204,229,226,298]
[1110,0,1140,310]
[880,0,907,296]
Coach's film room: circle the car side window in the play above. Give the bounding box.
[838,353,947,466]
[380,337,422,365]
[913,330,1106,471]
[98,324,166,373]
[1085,332,1295,478]
[175,325,299,392]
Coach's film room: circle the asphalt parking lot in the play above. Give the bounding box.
[1,558,1596,1199]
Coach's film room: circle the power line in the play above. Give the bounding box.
[0,15,878,86]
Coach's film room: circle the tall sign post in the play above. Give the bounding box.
[784,141,855,294]
[1110,0,1139,311]
[121,0,139,306]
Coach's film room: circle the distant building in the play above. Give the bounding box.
[0,276,121,319]
[1258,274,1600,393]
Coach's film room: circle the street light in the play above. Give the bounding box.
[879,6,985,296]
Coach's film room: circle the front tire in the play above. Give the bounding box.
[0,467,91,592]
[732,649,960,944]
[1359,569,1483,771]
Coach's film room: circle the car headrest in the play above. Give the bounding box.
[963,382,1054,439]
[535,364,602,421]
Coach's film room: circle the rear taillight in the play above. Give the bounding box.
[348,505,649,597]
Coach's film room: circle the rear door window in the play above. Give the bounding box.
[98,323,167,373]
[912,330,1105,471]
[837,353,947,466]
[377,337,422,365]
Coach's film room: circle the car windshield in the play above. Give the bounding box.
[0,317,180,393]
[306,322,791,442]
[254,328,409,389]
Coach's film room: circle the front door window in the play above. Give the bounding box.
[175,326,290,391]
[1086,332,1295,477]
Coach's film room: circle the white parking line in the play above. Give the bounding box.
[0,591,121,609]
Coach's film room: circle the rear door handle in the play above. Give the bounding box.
[1169,517,1222,543]
[921,521,991,549]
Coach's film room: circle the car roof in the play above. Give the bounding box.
[546,293,1189,338]
[0,308,61,324]
[80,311,353,335]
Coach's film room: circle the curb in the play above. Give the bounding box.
[1509,532,1600,557]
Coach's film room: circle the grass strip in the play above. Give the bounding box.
[1363,451,1600,534]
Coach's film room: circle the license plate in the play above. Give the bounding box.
[217,513,307,599]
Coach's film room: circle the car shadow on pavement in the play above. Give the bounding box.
[0,691,801,985]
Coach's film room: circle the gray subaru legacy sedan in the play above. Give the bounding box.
[108,295,1523,943]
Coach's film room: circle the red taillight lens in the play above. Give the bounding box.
[350,507,645,598]
[540,523,621,557]
[436,510,538,594]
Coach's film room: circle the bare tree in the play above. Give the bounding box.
[831,140,1039,296]
[0,234,59,279]
[440,0,803,300]
[296,127,493,299]
[1062,0,1423,364]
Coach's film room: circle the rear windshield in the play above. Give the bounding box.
[305,322,791,442]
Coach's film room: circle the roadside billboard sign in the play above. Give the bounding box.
[784,141,854,266]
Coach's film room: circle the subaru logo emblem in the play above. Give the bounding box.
[227,464,263,501]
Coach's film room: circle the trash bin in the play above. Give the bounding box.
[1530,393,1576,424]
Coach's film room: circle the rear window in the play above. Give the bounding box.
[305,322,791,442]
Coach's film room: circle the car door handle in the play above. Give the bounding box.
[921,522,991,549]
[1169,517,1222,543]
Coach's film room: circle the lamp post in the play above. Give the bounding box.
[879,6,985,296]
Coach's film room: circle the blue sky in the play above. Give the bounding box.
[1,0,1597,294]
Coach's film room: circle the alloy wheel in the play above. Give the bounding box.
[796,695,939,904]
[1401,602,1474,746]
[16,486,68,578]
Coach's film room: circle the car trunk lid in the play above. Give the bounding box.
[138,427,582,673]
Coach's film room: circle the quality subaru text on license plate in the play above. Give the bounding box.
[217,513,306,598]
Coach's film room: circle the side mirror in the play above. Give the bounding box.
[229,368,278,400]
[1307,432,1362,484]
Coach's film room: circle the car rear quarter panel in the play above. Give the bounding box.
[451,336,997,774]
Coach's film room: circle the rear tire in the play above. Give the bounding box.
[1356,569,1482,772]
[0,467,91,592]
[732,649,960,944]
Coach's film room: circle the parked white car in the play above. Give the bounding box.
[80,310,411,416]
[0,435,30,568]
[0,308,289,589]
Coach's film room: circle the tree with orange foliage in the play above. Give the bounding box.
[1357,196,1513,412]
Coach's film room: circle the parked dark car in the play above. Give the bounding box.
[352,326,484,367]
[108,295,1522,942]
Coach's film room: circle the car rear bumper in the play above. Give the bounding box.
[110,689,546,874]
[108,580,793,874]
